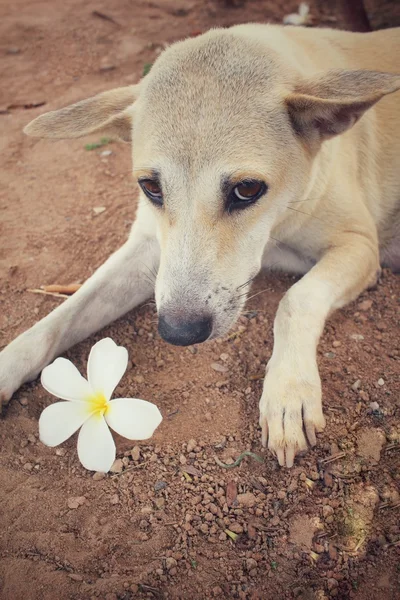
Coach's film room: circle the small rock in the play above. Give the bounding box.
[93,471,106,481]
[332,340,341,348]
[350,334,364,341]
[179,454,187,465]
[369,401,380,412]
[358,299,373,311]
[377,378,385,386]
[27,434,36,444]
[67,496,86,509]
[211,362,228,373]
[357,427,386,462]
[7,47,21,54]
[247,523,257,539]
[23,462,33,471]
[110,458,124,473]
[327,578,338,590]
[100,149,112,157]
[131,446,141,461]
[99,64,116,72]
[93,206,106,215]
[134,374,145,384]
[219,353,229,362]
[229,522,243,534]
[68,573,83,582]
[237,492,256,508]
[328,543,338,561]
[19,397,28,406]
[165,557,177,570]
[110,494,119,505]
[154,480,167,492]
[359,390,370,402]
[205,412,212,421]
[245,558,257,571]
[323,505,334,518]
[351,379,361,391]
[187,439,197,453]
[324,352,335,359]
[55,448,67,456]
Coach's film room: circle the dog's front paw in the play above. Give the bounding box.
[259,362,326,467]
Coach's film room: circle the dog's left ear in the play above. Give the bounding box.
[286,70,400,143]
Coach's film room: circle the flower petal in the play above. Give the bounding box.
[77,414,116,472]
[39,401,89,447]
[105,398,162,440]
[41,357,92,401]
[87,338,128,400]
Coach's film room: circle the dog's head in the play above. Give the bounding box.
[25,27,400,345]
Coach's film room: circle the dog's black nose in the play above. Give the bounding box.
[158,313,213,346]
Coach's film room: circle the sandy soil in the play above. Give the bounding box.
[0,1,399,599]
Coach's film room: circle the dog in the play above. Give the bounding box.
[1,24,399,467]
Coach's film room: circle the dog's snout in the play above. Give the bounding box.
[158,312,213,346]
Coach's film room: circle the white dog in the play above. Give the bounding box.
[1,24,400,467]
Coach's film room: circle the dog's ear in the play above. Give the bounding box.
[285,70,400,143]
[24,85,140,142]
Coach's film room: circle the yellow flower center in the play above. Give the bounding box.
[87,391,110,418]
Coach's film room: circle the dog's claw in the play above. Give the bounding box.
[261,420,268,448]
[285,446,295,468]
[276,447,285,467]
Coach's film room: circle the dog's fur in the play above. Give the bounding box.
[1,24,400,467]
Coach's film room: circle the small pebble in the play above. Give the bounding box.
[377,378,385,386]
[211,362,228,373]
[19,397,28,406]
[165,557,177,570]
[100,150,112,157]
[131,446,141,461]
[350,334,364,341]
[67,496,86,509]
[358,299,372,311]
[93,471,106,481]
[351,379,361,391]
[93,206,106,215]
[237,492,256,508]
[110,458,124,473]
[187,439,197,453]
[154,480,167,492]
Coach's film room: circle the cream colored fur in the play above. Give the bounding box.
[1,24,400,467]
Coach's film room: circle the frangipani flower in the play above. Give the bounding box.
[39,338,162,472]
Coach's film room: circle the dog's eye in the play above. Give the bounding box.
[139,179,163,206]
[229,180,267,210]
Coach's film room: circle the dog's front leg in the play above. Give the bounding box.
[259,233,379,467]
[0,214,159,408]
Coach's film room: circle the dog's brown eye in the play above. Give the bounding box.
[139,179,163,207]
[228,179,267,211]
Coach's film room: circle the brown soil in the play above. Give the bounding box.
[0,2,399,599]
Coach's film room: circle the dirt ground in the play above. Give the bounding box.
[0,1,399,599]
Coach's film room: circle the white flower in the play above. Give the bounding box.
[283,3,310,26]
[39,338,162,472]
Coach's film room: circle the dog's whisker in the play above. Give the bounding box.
[244,288,271,303]
[236,274,257,291]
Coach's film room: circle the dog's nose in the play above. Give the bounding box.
[158,313,213,346]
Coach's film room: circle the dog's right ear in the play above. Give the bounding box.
[24,85,140,142]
